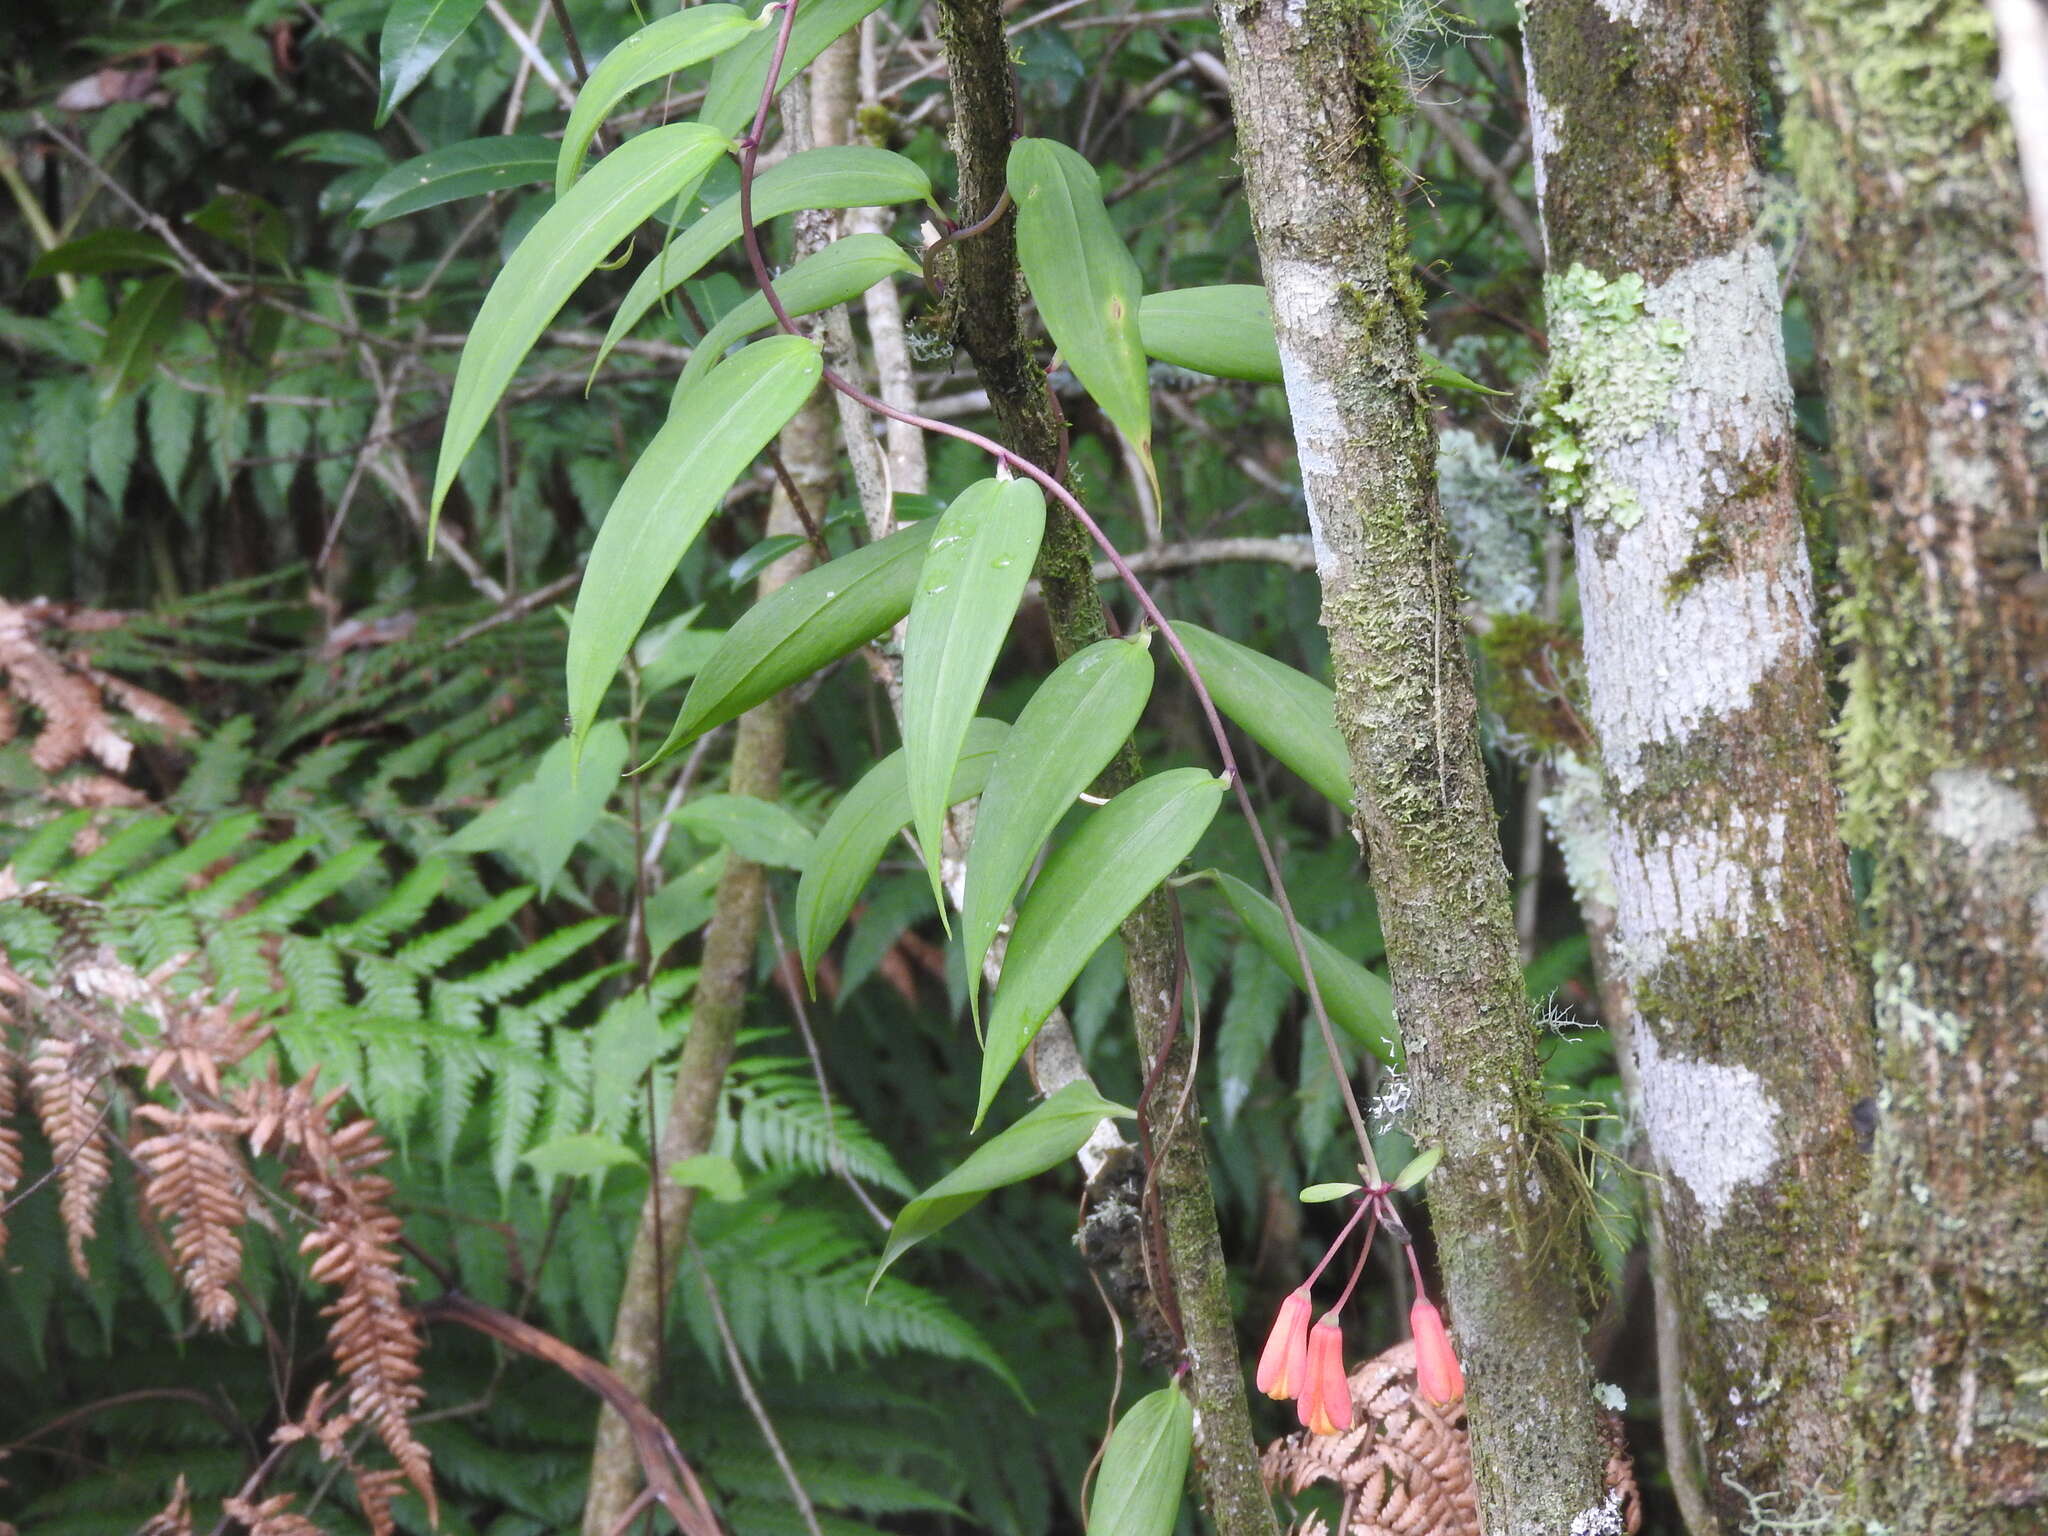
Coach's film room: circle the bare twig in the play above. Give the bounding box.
[483,0,577,112]
[419,1295,722,1536]
[760,896,893,1231]
[1414,95,1546,267]
[689,1240,825,1536]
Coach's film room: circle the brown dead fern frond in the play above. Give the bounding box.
[146,989,267,1100]
[352,1467,408,1536]
[0,1031,21,1257]
[0,600,137,777]
[26,1034,111,1279]
[221,1493,329,1536]
[242,1077,435,1522]
[1260,1340,1640,1536]
[133,1103,251,1329]
[139,1473,195,1536]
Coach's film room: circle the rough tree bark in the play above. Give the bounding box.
[1521,3,1875,1525]
[1214,7,1616,1532]
[1775,2,2048,1528]
[930,2,1277,1530]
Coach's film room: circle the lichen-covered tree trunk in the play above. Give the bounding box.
[1522,3,1875,1523]
[1214,7,1613,1531]
[1776,1,2048,1527]
[930,2,1276,1528]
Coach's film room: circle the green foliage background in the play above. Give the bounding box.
[0,0,1651,1530]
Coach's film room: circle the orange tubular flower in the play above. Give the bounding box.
[1410,1297,1465,1404]
[1296,1316,1352,1436]
[1255,1287,1312,1400]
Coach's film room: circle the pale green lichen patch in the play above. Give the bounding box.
[1533,264,1689,528]
[1875,956,1971,1051]
[1705,1290,1772,1323]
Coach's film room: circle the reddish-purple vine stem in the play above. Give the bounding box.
[734,0,1379,1182]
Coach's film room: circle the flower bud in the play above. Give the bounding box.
[1410,1297,1465,1404]
[1255,1287,1312,1400]
[1296,1316,1352,1436]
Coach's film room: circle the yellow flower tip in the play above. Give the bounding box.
[1296,1317,1352,1436]
[1255,1287,1312,1400]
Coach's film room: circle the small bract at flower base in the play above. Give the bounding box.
[1256,1287,1312,1401]
[1297,1316,1352,1436]
[1410,1296,1465,1404]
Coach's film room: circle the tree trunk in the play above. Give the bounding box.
[1776,1,2048,1527]
[1214,8,1615,1531]
[1521,3,1876,1524]
[929,3,1277,1528]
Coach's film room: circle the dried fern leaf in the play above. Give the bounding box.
[0,600,132,775]
[1261,1339,1642,1536]
[245,1079,436,1522]
[133,1104,250,1329]
[221,1493,329,1536]
[138,1473,194,1536]
[27,1034,111,1279]
[0,1035,20,1258]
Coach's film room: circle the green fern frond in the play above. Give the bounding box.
[731,1063,914,1196]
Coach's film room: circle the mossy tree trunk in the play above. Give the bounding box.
[930,2,1277,1529]
[1214,6,1614,1531]
[1521,3,1876,1525]
[1776,1,2048,1528]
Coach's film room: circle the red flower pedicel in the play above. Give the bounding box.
[1256,1287,1312,1400]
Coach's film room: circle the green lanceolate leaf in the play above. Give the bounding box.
[903,477,1046,918]
[566,335,821,748]
[1089,1386,1193,1536]
[1170,621,1352,809]
[647,516,938,769]
[1204,870,1401,1065]
[98,275,183,403]
[961,635,1154,1025]
[796,719,1009,994]
[28,230,179,281]
[675,234,918,395]
[440,719,628,896]
[978,769,1225,1124]
[1008,137,1153,497]
[1392,1146,1442,1190]
[1138,285,1282,382]
[557,5,759,196]
[668,792,815,868]
[1424,354,1508,396]
[698,0,887,132]
[596,147,933,376]
[1300,1181,1363,1203]
[358,135,556,226]
[1138,282,1502,394]
[429,122,730,542]
[872,1081,1132,1293]
[377,0,488,125]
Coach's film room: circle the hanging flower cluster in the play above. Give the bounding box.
[1255,1172,1464,1436]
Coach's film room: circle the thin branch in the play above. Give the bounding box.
[1413,94,1546,267]
[483,0,578,112]
[419,1295,723,1536]
[689,1240,825,1536]
[759,896,893,1231]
